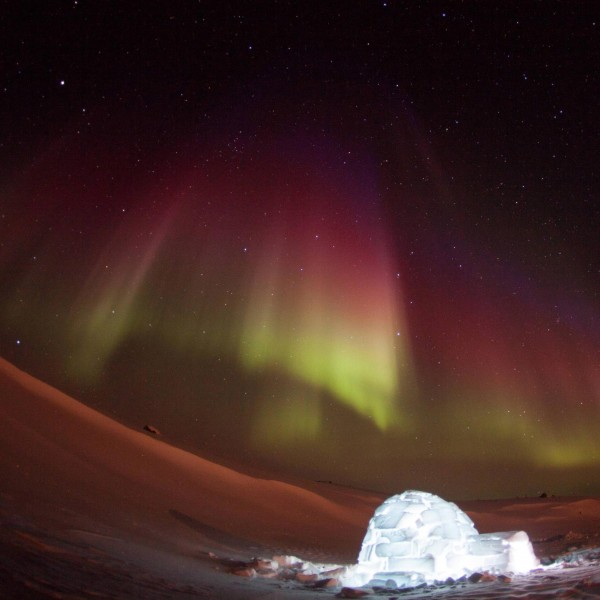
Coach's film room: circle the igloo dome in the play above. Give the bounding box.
[342,490,538,589]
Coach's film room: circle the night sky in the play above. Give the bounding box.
[1,2,598,499]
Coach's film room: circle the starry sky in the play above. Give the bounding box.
[0,1,598,500]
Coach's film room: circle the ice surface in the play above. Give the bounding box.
[342,490,539,588]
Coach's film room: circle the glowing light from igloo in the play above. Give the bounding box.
[342,490,538,589]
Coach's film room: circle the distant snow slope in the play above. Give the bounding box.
[0,356,371,561]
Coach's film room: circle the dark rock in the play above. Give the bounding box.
[337,587,370,598]
[314,578,339,588]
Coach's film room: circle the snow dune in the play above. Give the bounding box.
[0,357,373,561]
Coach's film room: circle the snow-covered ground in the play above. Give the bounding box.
[1,356,599,599]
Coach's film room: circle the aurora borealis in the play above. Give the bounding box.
[1,2,598,499]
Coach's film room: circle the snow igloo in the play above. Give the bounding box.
[343,490,538,589]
